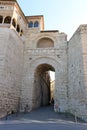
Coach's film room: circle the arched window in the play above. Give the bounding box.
[4,16,11,24]
[34,21,39,27]
[16,24,20,33]
[0,16,3,23]
[37,38,54,48]
[12,18,16,28]
[20,29,23,36]
[28,21,33,28]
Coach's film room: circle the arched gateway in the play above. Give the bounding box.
[1,0,87,120]
[21,54,68,113]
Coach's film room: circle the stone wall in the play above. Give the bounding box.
[0,28,23,115]
[68,25,87,119]
[80,25,87,119]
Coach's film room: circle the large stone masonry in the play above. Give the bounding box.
[0,28,24,115]
[68,25,87,119]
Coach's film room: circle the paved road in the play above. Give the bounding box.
[0,106,87,130]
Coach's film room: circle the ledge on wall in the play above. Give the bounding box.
[41,30,59,33]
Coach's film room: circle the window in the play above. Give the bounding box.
[0,16,3,23]
[4,16,11,24]
[16,24,20,33]
[34,21,39,27]
[28,21,33,28]
[20,29,23,36]
[12,18,16,28]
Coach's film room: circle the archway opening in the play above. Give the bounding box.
[4,16,11,24]
[12,18,16,28]
[28,21,33,28]
[0,16,3,23]
[16,24,20,33]
[33,64,55,109]
[34,21,39,27]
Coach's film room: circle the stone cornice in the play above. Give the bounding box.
[41,30,59,33]
[0,0,16,1]
[0,1,15,5]
[26,15,44,19]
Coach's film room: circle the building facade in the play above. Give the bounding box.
[0,0,87,120]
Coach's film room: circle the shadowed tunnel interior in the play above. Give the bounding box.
[32,64,55,109]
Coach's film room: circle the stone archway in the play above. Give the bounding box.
[32,63,55,109]
[20,56,68,113]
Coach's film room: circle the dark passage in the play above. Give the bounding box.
[32,64,55,109]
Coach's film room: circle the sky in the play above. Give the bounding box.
[17,0,87,40]
[17,0,87,81]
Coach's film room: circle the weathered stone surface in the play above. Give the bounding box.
[0,28,23,115]
[68,25,87,119]
[0,0,87,120]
